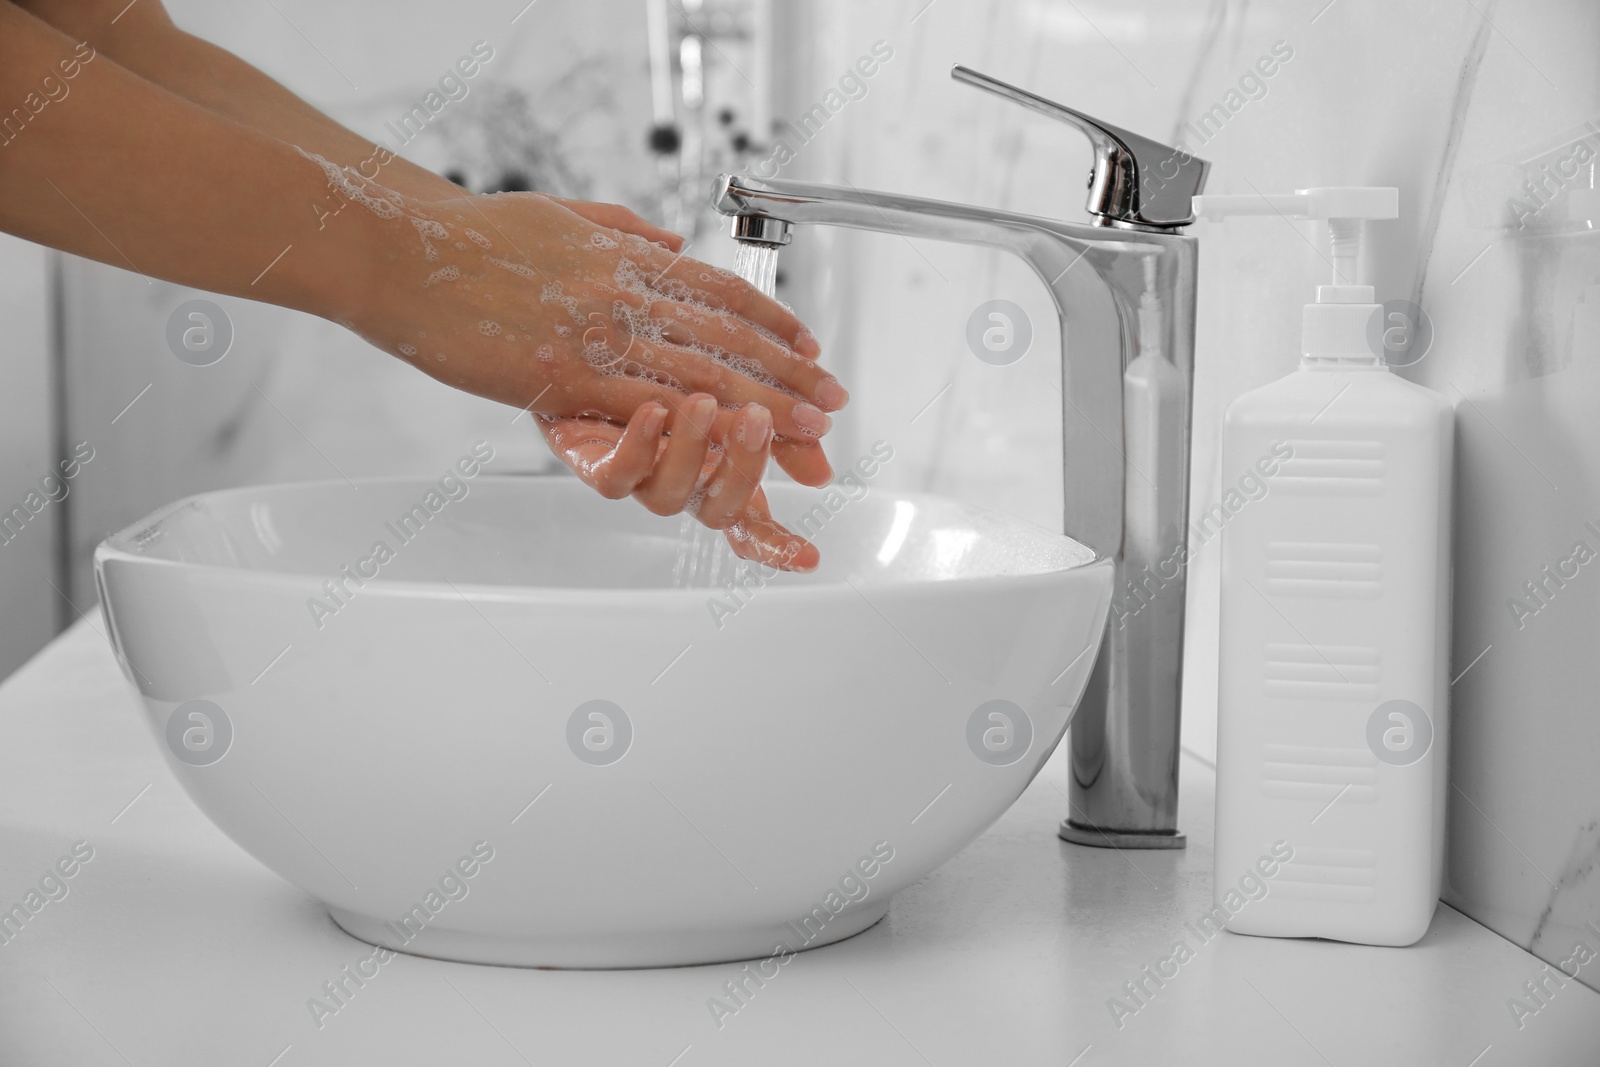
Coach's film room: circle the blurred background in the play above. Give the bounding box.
[0,0,1596,992]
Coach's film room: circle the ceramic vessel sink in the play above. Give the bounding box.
[95,474,1111,968]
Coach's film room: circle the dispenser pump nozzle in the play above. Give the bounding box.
[1191,186,1400,365]
[1192,186,1398,285]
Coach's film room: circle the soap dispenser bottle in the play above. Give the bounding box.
[1196,188,1453,947]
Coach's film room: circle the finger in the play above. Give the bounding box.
[544,196,686,252]
[618,334,833,442]
[537,408,664,499]
[638,247,821,360]
[570,370,834,483]
[695,405,771,529]
[633,393,718,515]
[648,299,847,411]
[537,414,623,474]
[723,488,820,572]
[698,405,832,486]
[584,404,668,498]
[772,439,833,487]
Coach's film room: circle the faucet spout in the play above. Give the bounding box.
[711,81,1202,852]
[717,171,1116,257]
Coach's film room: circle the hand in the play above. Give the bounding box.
[335,163,846,468]
[539,396,820,572]
[535,196,838,491]
[527,196,827,569]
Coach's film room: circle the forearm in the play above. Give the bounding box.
[13,0,459,201]
[0,2,383,320]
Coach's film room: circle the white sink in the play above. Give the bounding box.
[95,475,1110,967]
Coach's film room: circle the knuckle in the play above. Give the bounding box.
[718,313,751,345]
[695,363,730,394]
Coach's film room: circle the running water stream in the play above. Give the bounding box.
[732,240,780,296]
[670,240,784,589]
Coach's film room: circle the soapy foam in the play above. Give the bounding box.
[583,337,625,371]
[410,216,450,261]
[294,146,403,220]
[602,257,810,405]
[620,233,655,256]
[539,281,586,324]
[487,256,538,280]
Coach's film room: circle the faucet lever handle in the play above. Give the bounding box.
[951,64,1208,229]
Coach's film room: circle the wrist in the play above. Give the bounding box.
[370,152,466,202]
[274,148,411,328]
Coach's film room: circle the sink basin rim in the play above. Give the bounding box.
[94,475,1106,601]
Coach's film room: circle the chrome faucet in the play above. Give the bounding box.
[712,66,1207,848]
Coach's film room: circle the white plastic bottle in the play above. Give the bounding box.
[1199,188,1453,946]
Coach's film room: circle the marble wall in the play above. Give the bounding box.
[52,0,1599,990]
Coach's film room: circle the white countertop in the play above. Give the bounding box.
[2,621,1597,1066]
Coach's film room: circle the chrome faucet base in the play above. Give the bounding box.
[1058,821,1187,850]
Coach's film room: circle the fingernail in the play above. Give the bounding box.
[791,402,831,437]
[689,396,718,434]
[815,376,849,410]
[796,323,820,356]
[740,405,772,452]
[643,404,667,434]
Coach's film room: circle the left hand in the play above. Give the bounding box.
[539,394,820,572]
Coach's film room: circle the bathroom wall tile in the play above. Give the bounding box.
[1405,0,1600,985]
